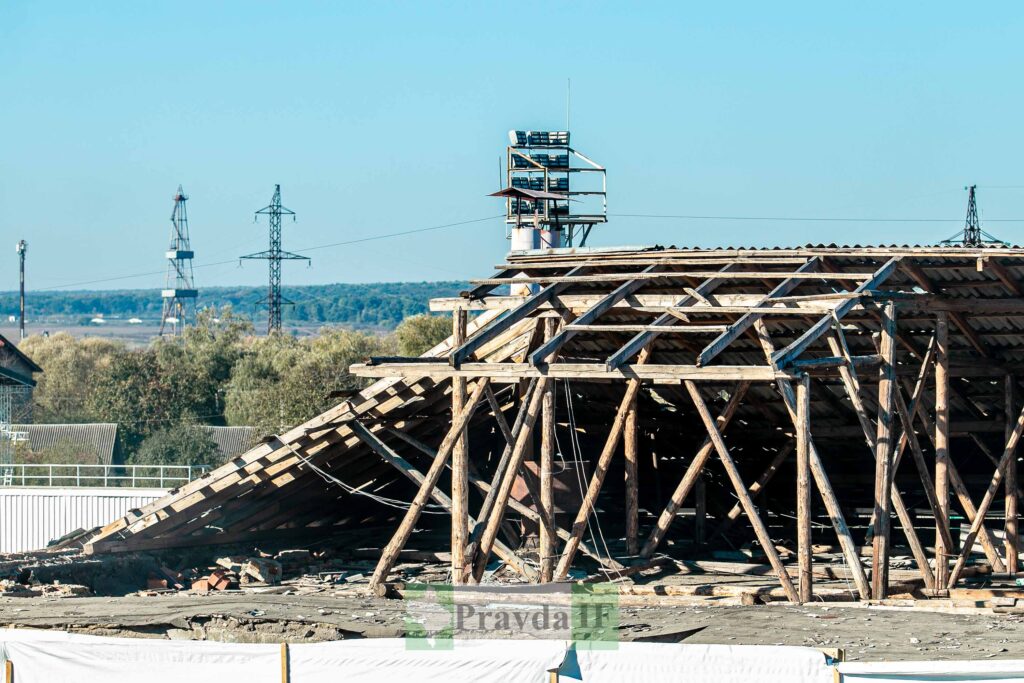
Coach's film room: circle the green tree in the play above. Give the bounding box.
[394,314,450,357]
[131,426,220,468]
[18,333,122,422]
[224,328,387,433]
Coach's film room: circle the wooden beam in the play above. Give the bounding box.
[553,349,651,580]
[796,374,813,603]
[902,261,989,358]
[451,308,469,582]
[683,380,800,603]
[988,259,1024,297]
[935,312,951,590]
[638,381,752,558]
[529,264,659,365]
[1007,375,1020,576]
[563,324,728,334]
[472,270,880,287]
[771,257,902,368]
[604,264,738,370]
[352,362,783,382]
[472,378,549,582]
[349,422,534,581]
[369,379,489,590]
[540,318,558,581]
[449,265,585,367]
[947,402,1024,587]
[753,318,872,599]
[871,301,897,599]
[709,441,794,542]
[697,257,821,367]
[624,368,640,557]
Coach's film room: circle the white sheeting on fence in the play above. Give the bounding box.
[572,642,834,683]
[292,638,567,681]
[837,659,1024,682]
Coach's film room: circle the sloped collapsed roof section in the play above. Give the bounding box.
[81,245,1024,595]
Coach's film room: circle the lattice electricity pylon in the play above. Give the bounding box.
[941,185,1008,247]
[241,185,310,334]
[160,186,198,335]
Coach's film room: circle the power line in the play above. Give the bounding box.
[609,213,1024,223]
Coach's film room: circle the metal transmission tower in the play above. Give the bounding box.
[160,186,198,335]
[942,185,1007,247]
[241,185,309,334]
[16,240,26,340]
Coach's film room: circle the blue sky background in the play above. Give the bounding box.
[2,2,1023,291]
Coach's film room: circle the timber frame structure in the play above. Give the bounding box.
[84,245,1024,603]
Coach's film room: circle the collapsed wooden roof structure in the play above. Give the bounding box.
[83,245,1024,603]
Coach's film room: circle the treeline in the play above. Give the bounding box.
[0,281,467,329]
[18,308,451,467]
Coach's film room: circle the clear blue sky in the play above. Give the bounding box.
[2,2,1023,291]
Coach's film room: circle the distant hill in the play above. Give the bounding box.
[0,282,468,330]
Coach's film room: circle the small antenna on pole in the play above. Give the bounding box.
[566,78,571,131]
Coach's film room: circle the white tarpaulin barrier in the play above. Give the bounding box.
[572,642,835,683]
[291,638,567,681]
[837,659,1024,682]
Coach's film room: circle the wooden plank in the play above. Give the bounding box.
[796,373,813,603]
[697,256,821,367]
[451,308,468,582]
[450,265,585,367]
[947,402,1024,587]
[540,318,558,581]
[529,264,659,365]
[935,312,951,590]
[638,381,752,558]
[369,379,489,590]
[563,324,728,333]
[471,379,549,582]
[351,362,782,382]
[684,380,799,603]
[871,301,897,599]
[553,350,651,580]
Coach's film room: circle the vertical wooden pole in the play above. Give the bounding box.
[934,312,951,591]
[1007,375,1019,576]
[624,376,640,556]
[796,373,813,603]
[694,476,706,548]
[540,317,558,581]
[871,300,897,599]
[280,642,289,683]
[451,308,469,583]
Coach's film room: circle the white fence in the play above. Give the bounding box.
[1,463,209,489]
[0,486,167,553]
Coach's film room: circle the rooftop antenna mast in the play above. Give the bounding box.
[160,186,198,336]
[942,185,1008,247]
[241,184,309,334]
[15,240,26,341]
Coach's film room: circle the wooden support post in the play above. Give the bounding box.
[871,301,897,599]
[796,373,813,603]
[472,378,549,582]
[753,319,872,599]
[639,381,752,558]
[451,308,469,582]
[1007,375,1019,576]
[684,380,800,603]
[934,312,951,591]
[947,403,1024,587]
[624,375,640,556]
[369,379,489,590]
[281,642,290,683]
[540,318,558,581]
[553,350,650,580]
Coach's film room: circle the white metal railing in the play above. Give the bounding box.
[0,463,211,489]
